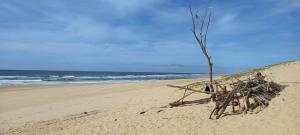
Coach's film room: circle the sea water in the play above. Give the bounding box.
[0,70,205,86]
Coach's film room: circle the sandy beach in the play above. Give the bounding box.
[1,0,299,134]
[0,61,300,135]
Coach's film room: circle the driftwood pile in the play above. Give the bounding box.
[168,72,285,119]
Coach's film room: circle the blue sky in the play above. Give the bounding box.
[0,0,299,73]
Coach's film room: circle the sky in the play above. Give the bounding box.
[0,0,299,73]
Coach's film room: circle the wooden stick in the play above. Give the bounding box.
[182,89,188,103]
[209,106,217,119]
[167,85,213,94]
[216,93,234,119]
[232,100,235,113]
[174,91,196,103]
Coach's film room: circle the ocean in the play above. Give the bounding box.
[0,70,205,86]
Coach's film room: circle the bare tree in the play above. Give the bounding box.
[189,6,214,92]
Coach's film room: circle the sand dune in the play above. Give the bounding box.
[0,61,299,135]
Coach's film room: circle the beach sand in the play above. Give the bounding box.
[0,61,299,135]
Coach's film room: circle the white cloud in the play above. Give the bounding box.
[269,0,300,15]
[100,0,165,17]
[216,13,238,33]
[209,42,237,48]
[153,7,189,24]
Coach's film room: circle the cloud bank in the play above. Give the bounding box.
[0,0,299,73]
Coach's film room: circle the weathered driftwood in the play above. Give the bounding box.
[168,72,285,119]
[167,85,213,94]
[169,97,211,107]
[211,73,284,119]
[167,85,212,106]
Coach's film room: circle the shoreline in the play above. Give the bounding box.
[0,71,208,88]
[0,78,205,91]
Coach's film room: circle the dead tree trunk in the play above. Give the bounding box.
[209,61,213,91]
[189,6,214,92]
